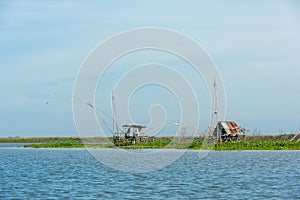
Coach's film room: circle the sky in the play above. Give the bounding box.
[0,0,300,136]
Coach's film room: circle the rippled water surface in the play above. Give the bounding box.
[0,146,299,199]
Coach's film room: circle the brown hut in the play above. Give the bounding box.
[214,121,246,142]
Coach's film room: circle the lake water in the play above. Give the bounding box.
[0,145,299,199]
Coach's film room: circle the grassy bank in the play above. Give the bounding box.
[24,142,85,148]
[213,141,300,150]
[1,134,299,150]
[22,140,300,150]
[1,134,298,143]
[23,142,113,148]
[122,141,300,150]
[0,136,110,143]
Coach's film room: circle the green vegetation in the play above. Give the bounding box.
[21,140,300,150]
[243,134,297,142]
[119,141,300,150]
[23,141,114,148]
[213,141,300,150]
[24,142,85,148]
[1,134,297,143]
[1,134,299,150]
[0,136,110,143]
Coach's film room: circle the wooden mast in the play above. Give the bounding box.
[111,91,119,137]
[209,79,219,142]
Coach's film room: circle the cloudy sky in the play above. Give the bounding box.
[1,0,300,136]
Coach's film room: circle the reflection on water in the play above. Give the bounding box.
[0,143,27,148]
[0,147,299,199]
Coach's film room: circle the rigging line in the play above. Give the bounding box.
[94,107,113,120]
[90,103,123,132]
[111,91,120,133]
[290,132,299,141]
[73,98,115,134]
[95,106,122,131]
[86,102,114,134]
[73,98,113,119]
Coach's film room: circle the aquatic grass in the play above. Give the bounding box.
[0,136,110,143]
[213,141,300,150]
[119,141,300,150]
[12,135,300,150]
[24,142,85,148]
[23,140,300,150]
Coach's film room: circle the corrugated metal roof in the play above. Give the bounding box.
[217,121,241,135]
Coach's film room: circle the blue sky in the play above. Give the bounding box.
[0,0,300,136]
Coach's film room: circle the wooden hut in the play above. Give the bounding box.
[214,121,246,142]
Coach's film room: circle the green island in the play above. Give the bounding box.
[1,134,299,150]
